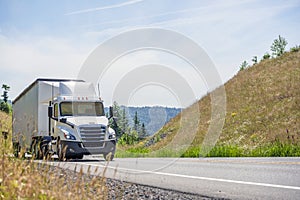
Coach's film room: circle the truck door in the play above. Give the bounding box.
[51,103,58,136]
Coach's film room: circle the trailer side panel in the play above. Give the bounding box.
[12,82,38,150]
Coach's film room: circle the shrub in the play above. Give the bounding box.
[290,45,300,52]
[239,61,248,71]
[262,52,271,60]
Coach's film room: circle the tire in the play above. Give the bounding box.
[13,142,20,158]
[76,154,84,159]
[57,140,67,161]
[41,144,49,160]
[104,152,114,161]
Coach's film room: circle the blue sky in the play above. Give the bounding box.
[0,0,299,107]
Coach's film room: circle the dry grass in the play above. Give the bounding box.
[0,111,108,199]
[221,51,300,147]
[136,50,300,156]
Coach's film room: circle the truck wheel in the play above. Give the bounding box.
[104,152,114,161]
[13,143,20,158]
[57,140,66,161]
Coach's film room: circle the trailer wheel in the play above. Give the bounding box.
[41,144,49,160]
[31,139,42,160]
[57,140,66,161]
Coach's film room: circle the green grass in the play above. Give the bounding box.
[178,141,300,157]
[116,141,300,158]
[206,145,244,157]
[249,141,300,157]
[115,146,182,158]
[115,146,150,158]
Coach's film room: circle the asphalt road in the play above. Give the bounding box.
[45,157,300,199]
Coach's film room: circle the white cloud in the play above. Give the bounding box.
[65,0,145,15]
[0,34,89,99]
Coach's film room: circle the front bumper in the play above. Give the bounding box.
[61,140,116,158]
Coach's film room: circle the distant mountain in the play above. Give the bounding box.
[105,106,181,135]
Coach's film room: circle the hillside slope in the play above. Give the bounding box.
[143,50,300,156]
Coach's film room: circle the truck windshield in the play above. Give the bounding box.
[60,102,104,116]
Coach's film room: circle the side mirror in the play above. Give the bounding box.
[60,118,67,123]
[109,106,114,119]
[48,106,53,118]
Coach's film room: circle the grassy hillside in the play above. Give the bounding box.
[121,50,300,157]
[219,51,300,146]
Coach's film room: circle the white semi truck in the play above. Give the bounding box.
[12,78,116,161]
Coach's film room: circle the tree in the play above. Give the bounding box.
[270,35,288,57]
[0,84,11,113]
[120,108,129,134]
[239,61,248,71]
[252,56,257,65]
[110,102,148,144]
[109,101,123,138]
[140,123,148,139]
[1,84,10,103]
[133,111,140,132]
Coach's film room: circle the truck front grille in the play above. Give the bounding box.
[79,125,106,148]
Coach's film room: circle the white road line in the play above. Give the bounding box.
[57,161,300,191]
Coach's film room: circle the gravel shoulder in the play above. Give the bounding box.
[45,164,225,200]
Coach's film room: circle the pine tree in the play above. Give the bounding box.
[119,108,129,135]
[270,35,288,57]
[110,101,123,138]
[1,84,10,103]
[133,111,140,132]
[0,84,11,113]
[140,123,148,139]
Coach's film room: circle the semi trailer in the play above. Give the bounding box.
[12,78,116,161]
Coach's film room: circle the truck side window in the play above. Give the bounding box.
[54,103,58,118]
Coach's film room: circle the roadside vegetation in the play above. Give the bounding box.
[116,36,300,158]
[0,111,107,199]
[0,84,12,114]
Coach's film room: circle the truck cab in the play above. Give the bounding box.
[49,82,116,161]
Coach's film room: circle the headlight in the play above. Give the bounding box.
[108,128,116,140]
[58,126,76,140]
